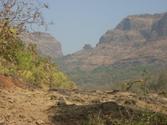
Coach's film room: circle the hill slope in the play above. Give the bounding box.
[21,32,63,59]
[57,12,167,89]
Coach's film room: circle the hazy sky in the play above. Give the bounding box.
[41,0,167,55]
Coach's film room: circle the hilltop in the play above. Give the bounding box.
[21,32,63,59]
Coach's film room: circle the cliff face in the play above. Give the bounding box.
[99,14,162,44]
[151,13,167,38]
[22,32,63,59]
[59,12,167,70]
[57,12,167,88]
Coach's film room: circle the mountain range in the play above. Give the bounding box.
[56,12,167,89]
[21,12,167,90]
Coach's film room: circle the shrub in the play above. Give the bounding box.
[82,114,105,125]
[0,36,76,89]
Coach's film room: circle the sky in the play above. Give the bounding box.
[40,0,167,55]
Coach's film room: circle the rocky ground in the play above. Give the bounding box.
[0,76,167,125]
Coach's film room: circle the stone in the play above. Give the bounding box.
[0,118,6,125]
[36,120,45,125]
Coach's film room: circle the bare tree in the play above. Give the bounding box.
[0,0,48,62]
[0,0,48,34]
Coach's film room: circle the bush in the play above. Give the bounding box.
[82,114,105,125]
[0,1,75,89]
[0,35,76,89]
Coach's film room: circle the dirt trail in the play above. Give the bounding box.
[0,77,167,125]
[0,88,54,125]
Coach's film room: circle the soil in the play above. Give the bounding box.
[0,76,167,125]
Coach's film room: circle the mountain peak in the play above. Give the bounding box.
[22,32,63,59]
[99,12,167,44]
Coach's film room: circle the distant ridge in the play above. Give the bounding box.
[21,32,63,59]
[57,12,167,89]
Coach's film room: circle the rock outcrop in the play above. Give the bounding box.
[22,32,63,59]
[83,44,93,50]
[151,13,167,38]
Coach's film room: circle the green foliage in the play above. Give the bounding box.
[58,61,162,90]
[0,29,76,89]
[58,58,167,93]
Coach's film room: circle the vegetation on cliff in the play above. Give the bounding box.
[0,0,75,89]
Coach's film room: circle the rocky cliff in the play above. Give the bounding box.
[22,32,63,59]
[57,12,167,88]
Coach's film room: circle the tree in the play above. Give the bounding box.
[0,0,48,35]
[0,0,48,61]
